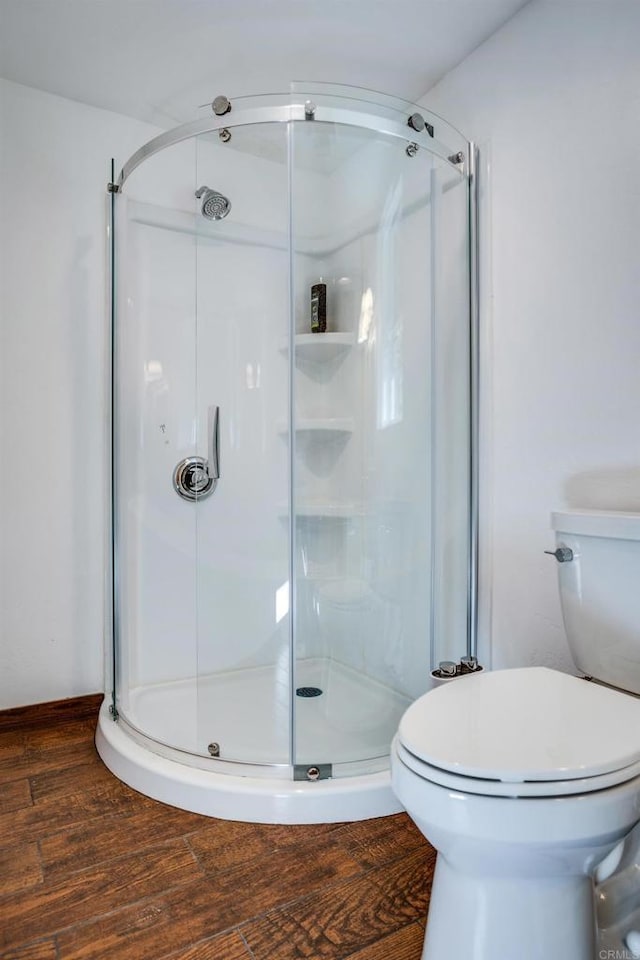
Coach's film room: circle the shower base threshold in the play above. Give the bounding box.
[96,699,403,824]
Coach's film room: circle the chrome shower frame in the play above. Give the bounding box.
[114,99,469,189]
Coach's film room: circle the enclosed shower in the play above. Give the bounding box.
[97,84,475,823]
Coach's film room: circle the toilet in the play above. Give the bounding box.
[391,510,640,960]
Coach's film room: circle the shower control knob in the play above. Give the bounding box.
[212,95,231,116]
[173,457,215,501]
[173,405,220,502]
[544,546,574,563]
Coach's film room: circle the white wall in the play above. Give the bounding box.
[4,0,638,709]
[0,78,161,708]
[422,0,640,672]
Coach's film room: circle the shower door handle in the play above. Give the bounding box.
[207,405,220,481]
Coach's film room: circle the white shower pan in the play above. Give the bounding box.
[97,658,407,823]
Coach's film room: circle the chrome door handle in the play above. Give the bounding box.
[207,405,220,481]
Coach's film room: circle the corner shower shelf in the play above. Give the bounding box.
[278,418,354,437]
[279,332,356,363]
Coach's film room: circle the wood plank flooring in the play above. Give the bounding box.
[0,697,435,959]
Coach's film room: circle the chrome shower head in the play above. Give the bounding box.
[195,186,231,220]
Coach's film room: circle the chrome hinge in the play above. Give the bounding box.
[107,182,120,193]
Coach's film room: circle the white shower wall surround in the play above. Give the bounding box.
[101,86,474,822]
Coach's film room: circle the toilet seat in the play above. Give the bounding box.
[394,737,640,797]
[398,667,640,791]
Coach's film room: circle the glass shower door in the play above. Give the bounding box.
[193,125,292,766]
[289,120,430,775]
[289,118,470,775]
[113,137,202,751]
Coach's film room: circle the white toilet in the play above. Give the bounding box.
[391,510,640,960]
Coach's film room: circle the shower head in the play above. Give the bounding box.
[195,186,231,220]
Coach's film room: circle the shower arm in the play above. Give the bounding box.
[207,405,220,481]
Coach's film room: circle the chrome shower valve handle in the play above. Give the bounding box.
[173,405,220,501]
[207,405,220,480]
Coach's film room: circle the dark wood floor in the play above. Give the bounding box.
[0,697,435,959]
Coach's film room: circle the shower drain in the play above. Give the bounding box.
[296,686,323,698]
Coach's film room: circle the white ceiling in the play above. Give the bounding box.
[0,0,530,128]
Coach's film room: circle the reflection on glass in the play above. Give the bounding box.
[276,581,290,624]
[358,288,374,344]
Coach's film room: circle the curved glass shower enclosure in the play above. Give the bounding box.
[97,84,474,823]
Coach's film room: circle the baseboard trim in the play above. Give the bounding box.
[0,693,103,733]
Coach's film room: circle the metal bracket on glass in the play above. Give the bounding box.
[294,763,332,782]
[407,112,434,138]
[173,405,220,502]
[107,182,120,193]
[212,95,232,116]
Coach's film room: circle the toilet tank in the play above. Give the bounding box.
[552,510,640,695]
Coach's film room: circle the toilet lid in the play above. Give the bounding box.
[398,667,640,783]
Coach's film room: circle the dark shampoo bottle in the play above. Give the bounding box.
[310,282,327,333]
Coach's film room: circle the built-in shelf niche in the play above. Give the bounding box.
[278,417,354,437]
[279,332,356,364]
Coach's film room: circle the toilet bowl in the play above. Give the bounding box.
[392,668,640,960]
[391,510,640,960]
